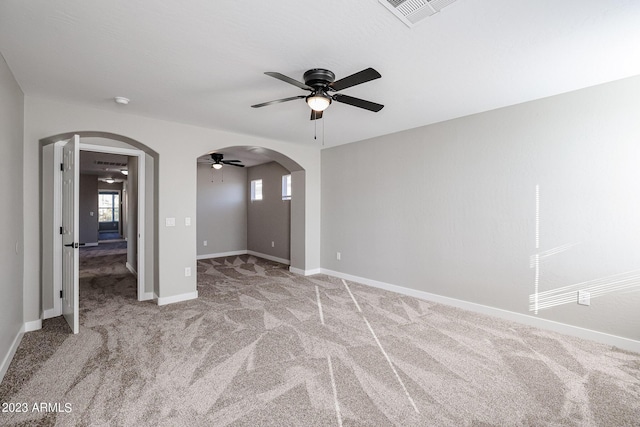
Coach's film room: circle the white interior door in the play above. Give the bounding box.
[62,135,80,334]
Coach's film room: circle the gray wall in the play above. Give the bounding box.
[321,75,640,341]
[196,163,247,256]
[79,174,99,244]
[247,162,291,261]
[0,52,24,379]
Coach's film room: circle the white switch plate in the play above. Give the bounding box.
[203,240,207,247]
[185,267,191,277]
[185,217,191,226]
[271,241,275,247]
[578,290,590,306]
[166,217,175,227]
[336,252,341,261]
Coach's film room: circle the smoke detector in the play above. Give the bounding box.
[379,0,457,27]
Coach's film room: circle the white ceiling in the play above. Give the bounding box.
[2,0,640,148]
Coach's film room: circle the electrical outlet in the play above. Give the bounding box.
[203,240,207,247]
[578,290,590,306]
[165,217,175,227]
[185,267,191,277]
[336,252,341,261]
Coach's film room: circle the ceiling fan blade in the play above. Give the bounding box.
[329,68,381,92]
[224,159,242,163]
[251,95,306,108]
[310,109,323,121]
[333,94,384,112]
[264,72,313,91]
[223,162,245,167]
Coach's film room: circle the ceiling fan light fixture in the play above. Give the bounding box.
[121,169,128,175]
[306,93,331,112]
[105,178,115,184]
[212,163,223,170]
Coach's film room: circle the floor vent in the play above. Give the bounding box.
[379,0,457,27]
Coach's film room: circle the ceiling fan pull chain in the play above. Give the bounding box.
[314,112,317,139]
[322,116,325,146]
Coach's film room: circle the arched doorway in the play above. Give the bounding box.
[195,146,306,272]
[39,131,159,325]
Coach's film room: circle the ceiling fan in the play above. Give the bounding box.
[208,153,244,170]
[251,68,384,120]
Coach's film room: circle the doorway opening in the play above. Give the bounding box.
[40,132,158,333]
[195,146,306,272]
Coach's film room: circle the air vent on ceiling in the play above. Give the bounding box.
[379,0,457,27]
[94,160,127,167]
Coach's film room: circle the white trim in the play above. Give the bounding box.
[141,292,154,301]
[79,143,145,157]
[197,250,247,260]
[136,153,146,302]
[290,266,322,276]
[196,249,291,265]
[320,268,640,354]
[43,307,58,320]
[247,250,289,265]
[126,262,138,277]
[0,326,23,384]
[79,142,146,303]
[157,291,198,306]
[24,319,43,332]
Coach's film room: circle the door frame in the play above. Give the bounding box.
[51,142,148,316]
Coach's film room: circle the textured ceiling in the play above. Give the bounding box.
[1,0,640,148]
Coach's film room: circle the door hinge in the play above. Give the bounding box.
[60,163,64,171]
[60,290,63,299]
[60,226,63,235]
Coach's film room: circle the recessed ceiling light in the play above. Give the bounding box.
[114,96,130,105]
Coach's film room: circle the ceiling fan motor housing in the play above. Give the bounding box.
[303,69,335,88]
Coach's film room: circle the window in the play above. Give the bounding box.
[251,179,263,201]
[98,191,120,222]
[282,174,291,200]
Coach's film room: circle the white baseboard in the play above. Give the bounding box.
[43,307,59,320]
[0,325,24,384]
[139,292,154,301]
[126,262,138,277]
[320,268,640,354]
[197,250,247,260]
[247,250,289,265]
[157,291,198,306]
[24,319,42,332]
[290,267,322,276]
[197,250,290,266]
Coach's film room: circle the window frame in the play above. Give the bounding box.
[282,174,291,200]
[250,179,263,201]
[98,191,120,223]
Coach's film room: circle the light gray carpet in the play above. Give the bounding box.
[1,250,639,426]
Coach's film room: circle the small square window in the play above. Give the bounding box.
[282,175,291,200]
[251,179,263,201]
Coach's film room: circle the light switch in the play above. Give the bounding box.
[90,211,94,216]
[166,217,176,227]
[185,217,191,226]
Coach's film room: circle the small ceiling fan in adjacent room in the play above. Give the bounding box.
[207,153,244,170]
[251,68,384,120]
